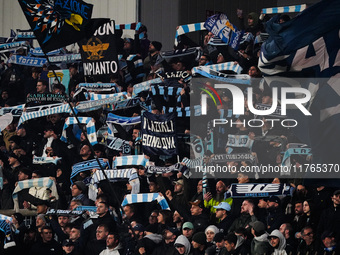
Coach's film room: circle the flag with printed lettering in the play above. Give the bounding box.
[204,13,244,50]
[141,112,177,156]
[18,0,109,52]
[78,20,118,81]
[259,0,340,168]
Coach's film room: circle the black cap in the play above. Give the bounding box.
[167,227,181,236]
[62,239,75,246]
[189,200,204,209]
[9,152,20,160]
[214,232,225,242]
[145,224,158,234]
[267,196,281,205]
[36,200,50,207]
[321,231,334,240]
[73,181,86,193]
[13,213,24,224]
[8,135,21,145]
[192,232,206,245]
[151,41,162,51]
[333,190,340,196]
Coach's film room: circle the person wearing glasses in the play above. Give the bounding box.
[198,54,211,66]
[297,226,317,255]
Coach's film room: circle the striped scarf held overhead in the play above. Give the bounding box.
[261,4,307,14]
[132,78,163,97]
[113,155,149,168]
[163,105,202,117]
[71,158,110,182]
[122,193,170,210]
[85,92,126,101]
[0,104,25,117]
[0,214,12,222]
[60,117,97,145]
[18,103,71,126]
[106,113,141,126]
[151,85,182,103]
[12,178,59,212]
[0,220,12,245]
[32,156,62,165]
[192,62,243,75]
[91,168,140,194]
[175,22,206,46]
[115,22,142,31]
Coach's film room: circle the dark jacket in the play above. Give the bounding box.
[266,207,285,233]
[228,213,257,233]
[317,205,340,240]
[85,239,106,255]
[28,239,63,255]
[136,233,163,254]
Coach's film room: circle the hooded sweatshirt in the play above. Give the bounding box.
[99,243,123,255]
[174,235,191,255]
[269,230,287,255]
[251,232,271,255]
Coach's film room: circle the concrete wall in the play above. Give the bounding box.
[140,0,180,51]
[0,0,319,51]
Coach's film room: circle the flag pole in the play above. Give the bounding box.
[42,52,123,221]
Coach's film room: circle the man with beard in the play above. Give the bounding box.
[214,202,233,234]
[99,233,124,255]
[35,124,66,158]
[228,199,257,233]
[292,200,304,236]
[203,180,233,222]
[152,227,181,255]
[78,144,94,162]
[266,196,284,233]
[143,41,162,74]
[297,226,318,255]
[166,179,190,218]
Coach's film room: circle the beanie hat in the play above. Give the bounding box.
[73,181,86,193]
[192,232,206,245]
[145,224,158,234]
[13,213,24,224]
[37,214,47,223]
[151,41,162,51]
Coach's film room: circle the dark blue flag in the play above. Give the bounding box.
[259,0,340,184]
[141,112,177,156]
[18,0,109,53]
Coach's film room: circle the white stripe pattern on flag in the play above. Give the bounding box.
[192,62,243,74]
[262,4,307,14]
